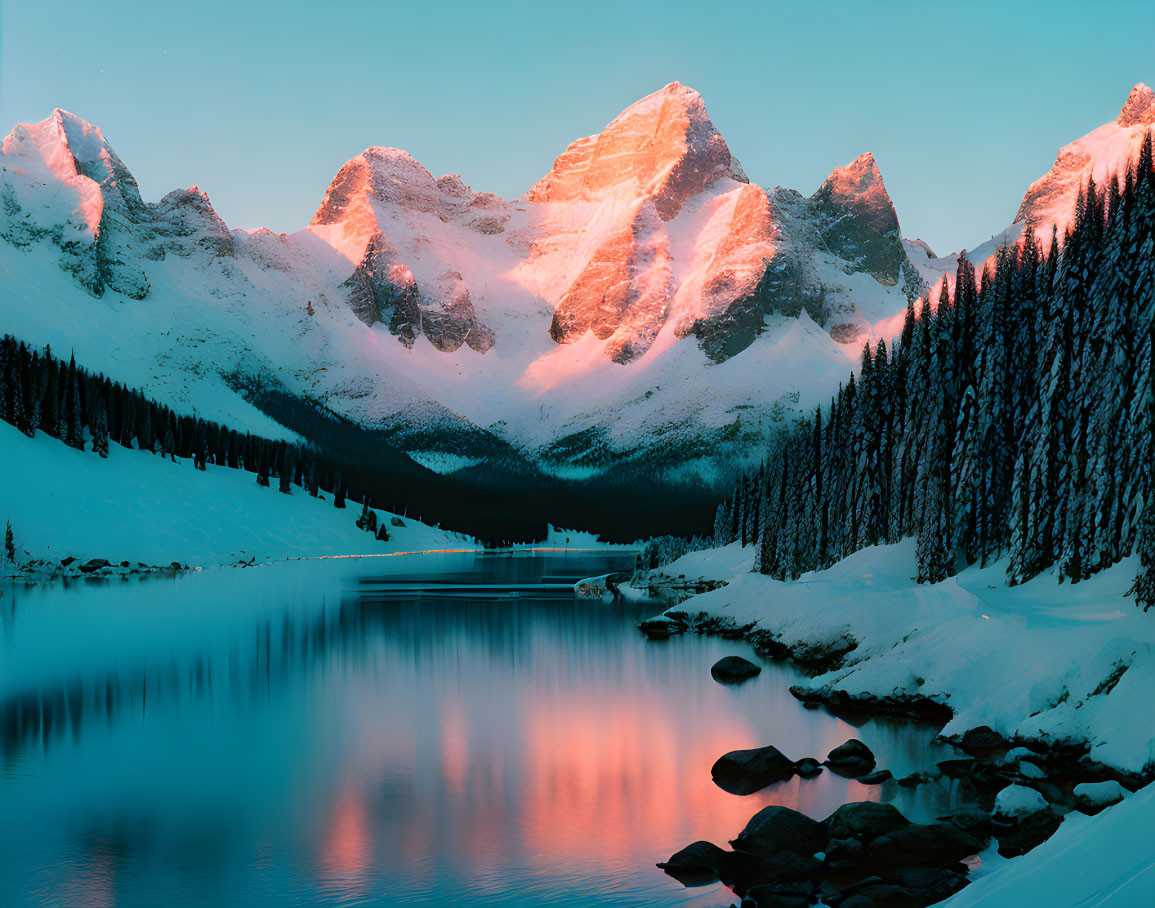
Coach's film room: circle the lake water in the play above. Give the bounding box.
[0,551,964,907]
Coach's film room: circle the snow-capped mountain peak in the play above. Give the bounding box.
[1016,82,1155,248]
[526,81,747,220]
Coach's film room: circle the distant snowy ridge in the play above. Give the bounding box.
[0,420,472,570]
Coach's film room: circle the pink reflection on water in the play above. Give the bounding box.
[317,786,372,901]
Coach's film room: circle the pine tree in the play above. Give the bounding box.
[279,444,293,494]
[92,398,109,458]
[333,471,346,508]
[4,520,14,564]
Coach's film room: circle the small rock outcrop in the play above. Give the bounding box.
[711,745,796,795]
[824,738,877,777]
[711,655,762,684]
[78,558,111,573]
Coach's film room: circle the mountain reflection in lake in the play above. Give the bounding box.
[1,551,963,906]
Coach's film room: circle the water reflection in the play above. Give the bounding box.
[1,553,962,907]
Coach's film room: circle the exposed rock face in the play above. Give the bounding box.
[809,153,904,285]
[528,82,771,363]
[1117,81,1155,127]
[1016,82,1155,247]
[526,81,747,217]
[153,186,235,258]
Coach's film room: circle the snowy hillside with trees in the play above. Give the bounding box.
[0,416,471,572]
[712,134,1155,604]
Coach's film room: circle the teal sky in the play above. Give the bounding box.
[2,0,1152,254]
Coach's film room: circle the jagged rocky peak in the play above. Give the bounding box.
[527,81,747,220]
[809,152,905,285]
[0,109,156,298]
[535,82,779,364]
[310,147,510,260]
[1117,82,1155,127]
[3,109,142,208]
[153,186,235,258]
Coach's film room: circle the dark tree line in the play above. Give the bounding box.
[714,134,1155,609]
[0,336,394,543]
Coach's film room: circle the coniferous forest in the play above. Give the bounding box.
[713,134,1155,608]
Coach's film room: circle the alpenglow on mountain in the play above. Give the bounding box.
[1,82,1148,493]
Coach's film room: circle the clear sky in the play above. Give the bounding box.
[2,0,1152,254]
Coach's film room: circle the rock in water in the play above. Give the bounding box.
[655,840,732,884]
[711,745,796,795]
[711,655,762,684]
[824,738,877,777]
[638,615,684,640]
[826,802,911,842]
[731,805,827,857]
[793,757,824,778]
[78,558,111,573]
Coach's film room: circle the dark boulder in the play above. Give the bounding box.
[78,558,111,573]
[867,822,986,868]
[711,655,763,684]
[656,840,732,884]
[992,797,1062,858]
[732,805,827,857]
[959,725,1004,757]
[391,516,406,527]
[837,867,968,907]
[712,745,797,795]
[825,739,877,777]
[826,802,911,842]
[858,769,893,785]
[825,835,869,870]
[60,556,76,567]
[735,852,824,892]
[879,867,968,904]
[794,757,824,778]
[742,879,819,907]
[936,807,992,839]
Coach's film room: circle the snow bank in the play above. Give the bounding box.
[944,785,1155,906]
[994,784,1050,819]
[649,540,1155,904]
[653,539,1155,776]
[0,421,473,569]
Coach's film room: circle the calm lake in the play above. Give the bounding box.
[0,550,963,906]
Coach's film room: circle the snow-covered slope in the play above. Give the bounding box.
[1018,82,1155,249]
[905,82,1155,294]
[0,420,470,568]
[0,84,923,486]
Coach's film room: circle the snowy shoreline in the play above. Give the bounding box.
[633,541,1155,904]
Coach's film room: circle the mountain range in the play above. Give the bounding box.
[2,81,1152,534]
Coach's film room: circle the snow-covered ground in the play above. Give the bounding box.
[0,420,474,570]
[644,540,1155,905]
